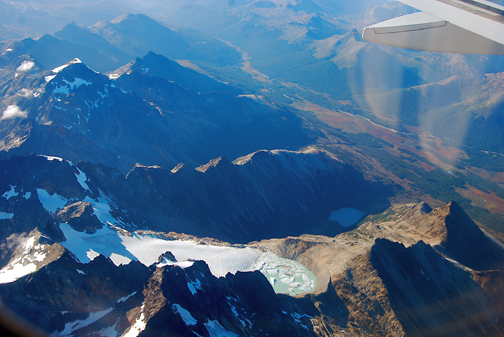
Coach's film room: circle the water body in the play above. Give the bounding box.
[254,252,317,296]
[329,208,365,227]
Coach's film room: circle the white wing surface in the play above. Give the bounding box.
[363,0,504,54]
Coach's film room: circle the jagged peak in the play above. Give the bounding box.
[171,162,191,174]
[132,163,163,170]
[44,60,108,90]
[233,147,338,166]
[195,156,232,173]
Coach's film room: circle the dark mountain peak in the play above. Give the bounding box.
[368,237,500,336]
[119,51,236,94]
[431,201,504,271]
[441,200,484,239]
[418,201,433,214]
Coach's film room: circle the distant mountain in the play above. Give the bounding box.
[90,13,242,68]
[0,55,310,173]
[115,51,239,94]
[0,0,131,40]
[54,22,134,69]
[0,34,125,73]
[1,12,243,77]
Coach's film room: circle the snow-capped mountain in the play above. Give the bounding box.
[0,54,310,173]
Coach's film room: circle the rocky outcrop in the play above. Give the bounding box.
[434,201,504,271]
[56,201,103,234]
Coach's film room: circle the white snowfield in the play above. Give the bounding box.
[60,223,262,278]
[0,236,47,284]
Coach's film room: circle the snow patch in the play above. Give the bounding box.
[123,304,146,337]
[60,222,261,277]
[45,75,56,82]
[43,155,63,162]
[110,253,131,265]
[52,58,82,73]
[1,105,27,120]
[291,312,311,330]
[53,307,113,337]
[75,168,91,192]
[86,249,100,261]
[0,212,14,220]
[204,320,239,337]
[95,319,119,337]
[173,304,198,326]
[2,185,19,200]
[53,78,92,94]
[117,292,137,303]
[37,188,67,213]
[227,298,250,328]
[0,237,47,284]
[187,278,202,295]
[17,88,33,97]
[0,262,36,284]
[77,269,85,275]
[157,259,194,269]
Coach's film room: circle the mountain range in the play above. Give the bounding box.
[1,1,504,336]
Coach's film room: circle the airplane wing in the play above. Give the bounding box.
[362,0,504,54]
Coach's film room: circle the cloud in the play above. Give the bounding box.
[17,88,33,97]
[16,61,35,72]
[1,105,27,120]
